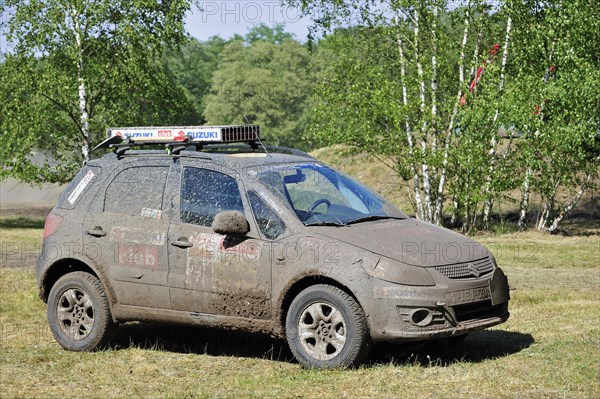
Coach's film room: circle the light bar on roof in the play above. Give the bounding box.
[106,125,260,143]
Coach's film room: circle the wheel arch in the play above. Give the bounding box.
[277,274,369,336]
[39,258,114,308]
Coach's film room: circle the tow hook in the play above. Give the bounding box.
[436,301,458,327]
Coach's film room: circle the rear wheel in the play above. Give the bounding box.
[286,284,371,368]
[47,271,116,351]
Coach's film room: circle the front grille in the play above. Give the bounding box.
[434,257,494,279]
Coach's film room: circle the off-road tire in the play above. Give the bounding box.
[47,271,116,351]
[286,284,371,369]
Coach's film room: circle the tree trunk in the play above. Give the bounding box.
[518,167,532,230]
[395,12,424,220]
[71,7,90,163]
[430,4,439,156]
[546,176,590,232]
[482,16,512,228]
[518,40,557,230]
[414,10,433,222]
[434,4,471,224]
[536,200,550,231]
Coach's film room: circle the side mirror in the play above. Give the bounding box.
[212,211,250,236]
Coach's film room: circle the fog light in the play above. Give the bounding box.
[409,308,433,327]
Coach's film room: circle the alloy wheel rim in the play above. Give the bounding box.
[298,302,347,361]
[56,288,94,341]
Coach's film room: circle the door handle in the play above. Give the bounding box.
[86,226,107,237]
[171,237,193,248]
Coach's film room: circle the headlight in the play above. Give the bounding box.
[360,257,435,286]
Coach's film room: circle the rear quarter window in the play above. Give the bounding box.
[56,166,102,210]
[104,166,169,216]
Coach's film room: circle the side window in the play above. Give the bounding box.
[181,167,244,226]
[104,167,169,215]
[248,191,286,240]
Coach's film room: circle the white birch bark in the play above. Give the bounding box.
[546,175,591,232]
[430,4,439,156]
[518,167,532,230]
[396,12,424,220]
[469,29,483,82]
[414,10,433,222]
[433,4,471,224]
[71,6,90,163]
[537,198,551,231]
[482,16,512,228]
[518,39,557,229]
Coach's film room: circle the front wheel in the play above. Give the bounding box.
[285,284,371,368]
[47,271,116,351]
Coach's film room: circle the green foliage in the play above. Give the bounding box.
[162,36,227,122]
[306,26,408,167]
[203,25,312,148]
[244,23,295,44]
[0,0,196,184]
[507,0,600,230]
[296,0,599,231]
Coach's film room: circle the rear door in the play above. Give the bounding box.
[167,162,272,319]
[83,160,172,309]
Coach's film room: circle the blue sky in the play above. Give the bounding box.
[0,2,312,53]
[185,1,312,42]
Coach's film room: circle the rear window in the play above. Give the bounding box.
[104,166,169,216]
[56,166,102,210]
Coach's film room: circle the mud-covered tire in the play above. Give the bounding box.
[47,271,116,351]
[286,284,371,369]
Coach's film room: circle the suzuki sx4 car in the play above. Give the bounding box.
[37,125,510,368]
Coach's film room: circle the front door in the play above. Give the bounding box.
[167,164,272,319]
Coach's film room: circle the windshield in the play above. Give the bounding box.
[255,163,407,226]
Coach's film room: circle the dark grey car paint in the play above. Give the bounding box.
[37,151,509,344]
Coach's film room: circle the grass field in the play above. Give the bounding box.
[0,222,598,398]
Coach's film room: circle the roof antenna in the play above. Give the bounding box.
[244,115,271,158]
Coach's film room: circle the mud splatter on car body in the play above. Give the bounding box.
[37,125,510,368]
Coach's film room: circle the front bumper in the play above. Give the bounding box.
[367,267,510,342]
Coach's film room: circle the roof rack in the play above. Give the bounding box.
[92,125,261,154]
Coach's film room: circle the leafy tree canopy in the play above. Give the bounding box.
[203,24,312,148]
[0,0,196,184]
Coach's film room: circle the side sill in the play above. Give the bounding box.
[112,304,280,337]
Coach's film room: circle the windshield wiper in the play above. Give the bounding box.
[305,220,346,226]
[345,215,403,225]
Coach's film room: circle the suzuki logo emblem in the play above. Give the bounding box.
[467,263,481,278]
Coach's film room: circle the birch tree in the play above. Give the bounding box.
[0,0,195,183]
[509,0,599,232]
[297,0,507,224]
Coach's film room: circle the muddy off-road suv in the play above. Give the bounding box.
[37,125,510,368]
